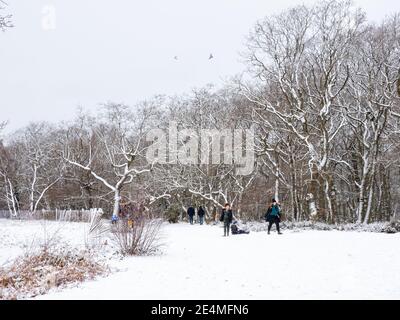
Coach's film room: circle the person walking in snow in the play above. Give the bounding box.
[220,203,233,236]
[187,206,195,224]
[265,198,282,235]
[197,206,205,225]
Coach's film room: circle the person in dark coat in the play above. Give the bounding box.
[265,199,282,234]
[197,206,205,225]
[187,206,195,224]
[231,221,250,235]
[220,203,233,236]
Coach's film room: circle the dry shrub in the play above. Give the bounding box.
[0,246,108,300]
[85,212,110,248]
[112,218,163,256]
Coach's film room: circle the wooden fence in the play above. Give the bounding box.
[0,209,104,222]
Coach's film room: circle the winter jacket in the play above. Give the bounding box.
[187,207,195,217]
[265,204,281,223]
[271,204,280,217]
[265,205,280,222]
[220,209,233,223]
[198,207,205,217]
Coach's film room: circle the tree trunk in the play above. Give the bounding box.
[308,165,319,219]
[289,149,299,221]
[112,189,121,218]
[30,164,38,212]
[7,178,18,217]
[324,178,333,223]
[363,163,376,224]
[356,162,369,224]
[274,151,280,202]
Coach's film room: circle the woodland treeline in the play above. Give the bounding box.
[1,1,400,224]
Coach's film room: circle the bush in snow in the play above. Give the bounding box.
[382,220,400,234]
[165,204,181,223]
[246,220,400,234]
[112,218,163,256]
[84,211,110,249]
[0,246,108,300]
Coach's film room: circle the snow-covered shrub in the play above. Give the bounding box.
[165,204,181,223]
[0,246,107,300]
[84,211,110,249]
[246,220,399,234]
[112,218,163,256]
[381,220,400,234]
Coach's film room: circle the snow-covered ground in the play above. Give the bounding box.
[0,219,117,267]
[0,220,86,265]
[1,219,400,300]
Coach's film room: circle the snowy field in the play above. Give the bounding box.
[0,219,101,265]
[1,219,400,300]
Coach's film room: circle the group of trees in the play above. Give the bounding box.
[1,1,399,224]
[0,0,12,31]
[239,0,400,223]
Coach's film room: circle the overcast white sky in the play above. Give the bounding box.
[1,0,400,132]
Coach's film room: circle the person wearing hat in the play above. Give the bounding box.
[265,198,282,235]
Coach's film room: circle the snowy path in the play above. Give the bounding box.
[33,223,400,300]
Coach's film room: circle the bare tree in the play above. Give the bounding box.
[11,123,64,212]
[63,103,159,218]
[0,1,12,31]
[344,15,400,223]
[0,139,19,216]
[241,0,365,222]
